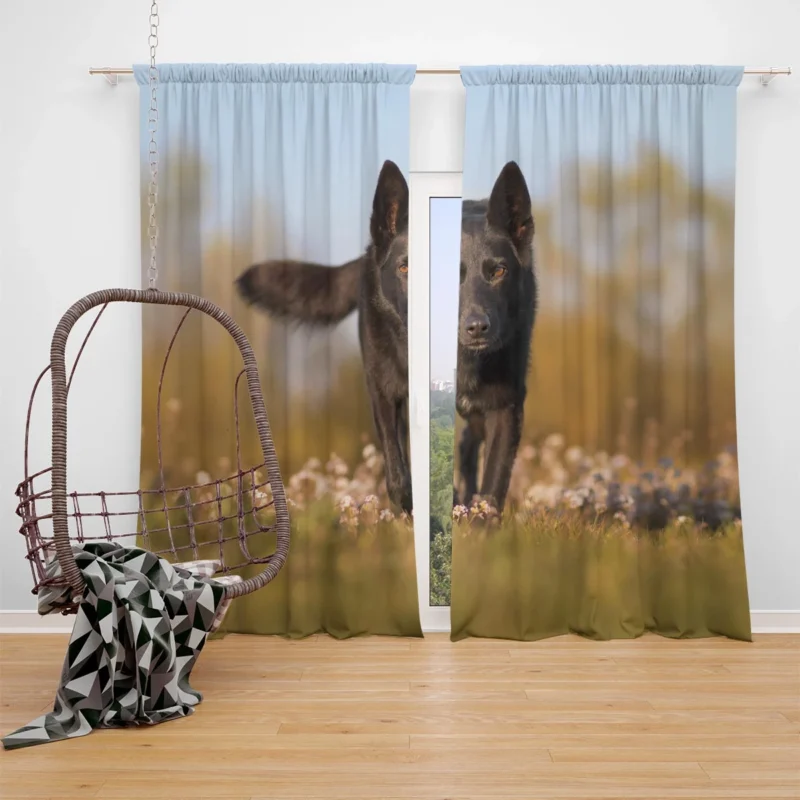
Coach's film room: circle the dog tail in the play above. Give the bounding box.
[236,256,363,326]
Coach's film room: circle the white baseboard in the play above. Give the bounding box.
[748,610,800,634]
[0,611,75,633]
[0,610,798,635]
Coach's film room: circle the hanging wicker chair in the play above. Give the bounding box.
[16,288,291,614]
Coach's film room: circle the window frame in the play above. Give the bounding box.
[408,171,462,632]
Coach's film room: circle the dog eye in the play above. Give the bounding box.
[398,262,408,274]
[492,265,507,280]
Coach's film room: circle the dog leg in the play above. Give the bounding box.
[481,405,523,513]
[395,396,413,504]
[458,413,485,506]
[371,389,413,513]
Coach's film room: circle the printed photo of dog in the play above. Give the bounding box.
[236,161,412,513]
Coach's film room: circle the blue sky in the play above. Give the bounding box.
[429,197,462,384]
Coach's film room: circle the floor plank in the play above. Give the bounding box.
[0,632,798,799]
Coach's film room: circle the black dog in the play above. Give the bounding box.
[455,161,537,513]
[236,161,412,513]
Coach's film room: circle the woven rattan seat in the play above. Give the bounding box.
[16,288,290,613]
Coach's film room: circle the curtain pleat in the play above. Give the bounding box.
[447,64,750,642]
[134,63,422,639]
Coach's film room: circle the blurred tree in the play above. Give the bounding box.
[140,150,374,488]
[524,146,736,465]
[431,418,455,519]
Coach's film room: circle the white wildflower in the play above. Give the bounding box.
[524,483,560,509]
[540,449,558,469]
[525,483,549,505]
[717,451,735,468]
[544,433,565,450]
[549,464,569,487]
[564,490,584,510]
[565,446,583,465]
[254,486,272,505]
[326,454,350,477]
[477,499,496,516]
[610,454,629,471]
[289,469,320,495]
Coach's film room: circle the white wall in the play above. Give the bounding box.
[1,0,798,614]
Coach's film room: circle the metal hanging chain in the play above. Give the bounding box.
[146,2,160,289]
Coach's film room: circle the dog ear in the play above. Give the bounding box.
[370,160,409,252]
[487,161,534,252]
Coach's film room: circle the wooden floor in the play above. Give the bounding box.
[0,633,798,799]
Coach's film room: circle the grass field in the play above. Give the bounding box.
[217,499,422,639]
[140,444,423,639]
[448,513,750,641]
[433,427,750,641]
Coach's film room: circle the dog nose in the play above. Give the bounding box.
[464,313,490,338]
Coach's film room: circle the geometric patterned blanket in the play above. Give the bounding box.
[2,542,240,750]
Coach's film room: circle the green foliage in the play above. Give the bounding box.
[430,420,455,512]
[430,390,456,425]
[429,399,456,606]
[429,527,452,607]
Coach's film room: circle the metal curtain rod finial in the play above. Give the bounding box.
[89,65,793,82]
[758,66,792,86]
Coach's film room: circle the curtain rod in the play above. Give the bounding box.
[89,65,792,86]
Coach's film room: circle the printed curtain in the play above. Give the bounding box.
[134,63,421,638]
[444,65,751,641]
